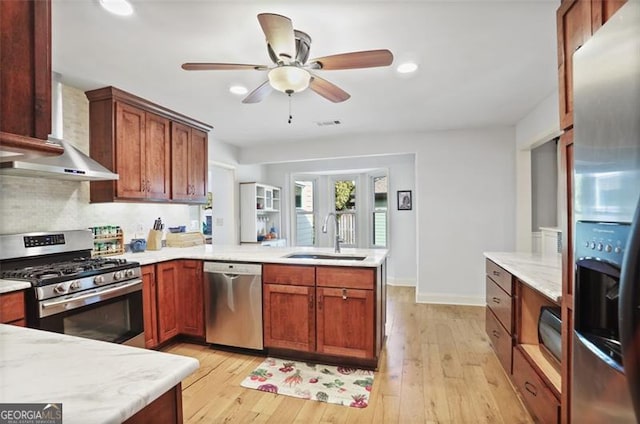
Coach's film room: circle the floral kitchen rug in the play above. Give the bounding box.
[240,357,374,408]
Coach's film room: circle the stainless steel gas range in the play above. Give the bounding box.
[0,230,144,347]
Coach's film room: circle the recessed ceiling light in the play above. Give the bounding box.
[99,0,134,16]
[397,62,418,74]
[229,85,248,95]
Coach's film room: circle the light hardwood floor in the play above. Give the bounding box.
[164,286,533,423]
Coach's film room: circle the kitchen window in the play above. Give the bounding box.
[334,178,357,247]
[295,180,316,246]
[372,175,388,247]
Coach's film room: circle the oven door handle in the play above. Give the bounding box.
[39,279,142,318]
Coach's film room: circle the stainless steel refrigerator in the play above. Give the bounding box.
[572,2,640,422]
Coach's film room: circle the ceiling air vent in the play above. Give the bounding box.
[315,120,342,127]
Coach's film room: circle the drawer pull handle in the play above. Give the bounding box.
[492,330,500,339]
[342,288,347,300]
[492,297,501,304]
[525,382,538,397]
[492,270,500,277]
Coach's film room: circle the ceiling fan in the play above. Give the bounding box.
[181,13,394,104]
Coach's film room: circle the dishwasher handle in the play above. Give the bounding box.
[204,261,262,276]
[222,273,240,280]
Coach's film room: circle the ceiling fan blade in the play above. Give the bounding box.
[257,13,296,61]
[242,81,273,104]
[308,49,393,70]
[181,63,268,71]
[309,75,350,103]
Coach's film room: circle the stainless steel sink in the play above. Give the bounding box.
[284,253,367,261]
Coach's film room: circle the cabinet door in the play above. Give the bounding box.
[115,102,147,199]
[316,287,375,359]
[171,122,191,200]
[0,0,51,141]
[179,260,205,337]
[592,0,627,33]
[189,128,208,202]
[145,112,171,200]
[156,261,180,343]
[0,291,26,324]
[263,283,315,352]
[141,265,159,348]
[557,0,593,130]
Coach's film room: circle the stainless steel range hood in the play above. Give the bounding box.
[0,75,118,181]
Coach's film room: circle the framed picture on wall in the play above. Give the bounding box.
[397,190,412,210]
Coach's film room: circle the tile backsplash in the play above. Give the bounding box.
[0,84,199,240]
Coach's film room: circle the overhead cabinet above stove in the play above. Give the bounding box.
[85,86,212,204]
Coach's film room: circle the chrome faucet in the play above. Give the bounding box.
[322,212,341,253]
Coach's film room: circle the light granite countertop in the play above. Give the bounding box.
[484,251,562,303]
[113,244,388,268]
[0,279,30,294]
[0,324,199,424]
[0,245,388,295]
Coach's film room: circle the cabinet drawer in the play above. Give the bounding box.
[486,276,513,334]
[0,291,26,323]
[512,347,560,424]
[316,267,375,290]
[263,264,315,286]
[485,259,512,294]
[485,307,513,373]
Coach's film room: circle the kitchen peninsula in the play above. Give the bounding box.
[0,324,199,424]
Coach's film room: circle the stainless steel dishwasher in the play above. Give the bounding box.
[203,262,263,350]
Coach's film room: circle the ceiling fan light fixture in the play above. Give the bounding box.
[99,0,134,16]
[268,66,311,93]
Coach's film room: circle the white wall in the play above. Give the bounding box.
[514,90,561,251]
[263,154,417,286]
[238,128,516,305]
[531,140,558,230]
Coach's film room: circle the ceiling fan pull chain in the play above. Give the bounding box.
[287,90,293,124]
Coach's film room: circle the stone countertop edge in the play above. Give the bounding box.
[0,246,388,295]
[115,245,389,268]
[0,279,31,294]
[0,324,199,424]
[484,251,562,303]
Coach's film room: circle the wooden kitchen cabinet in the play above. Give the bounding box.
[0,0,63,160]
[142,265,159,349]
[171,123,208,203]
[154,260,205,345]
[263,283,316,352]
[85,86,211,204]
[263,263,384,366]
[178,260,204,338]
[0,290,26,326]
[485,260,515,373]
[156,261,180,343]
[557,0,627,130]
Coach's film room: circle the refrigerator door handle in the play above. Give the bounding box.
[619,198,640,420]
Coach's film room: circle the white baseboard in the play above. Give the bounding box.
[386,278,416,287]
[415,292,485,306]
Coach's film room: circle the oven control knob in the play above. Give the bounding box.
[113,271,124,281]
[69,280,81,290]
[94,275,105,285]
[590,242,596,249]
[615,246,622,254]
[597,243,603,251]
[125,269,135,278]
[605,244,613,253]
[53,284,67,294]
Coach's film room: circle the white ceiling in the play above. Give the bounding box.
[52,0,559,148]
